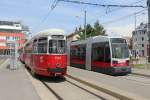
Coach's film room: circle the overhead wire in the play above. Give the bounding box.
[58,0,146,8]
[87,0,146,24]
[101,8,147,25]
[32,0,59,33]
[105,0,146,13]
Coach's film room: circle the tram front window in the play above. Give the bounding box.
[111,43,129,59]
[49,40,65,54]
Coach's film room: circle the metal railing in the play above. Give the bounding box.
[130,56,149,69]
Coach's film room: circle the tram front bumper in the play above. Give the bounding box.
[111,66,131,74]
[47,68,66,73]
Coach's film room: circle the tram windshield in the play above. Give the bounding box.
[111,38,129,59]
[49,40,65,54]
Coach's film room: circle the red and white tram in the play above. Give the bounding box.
[18,47,25,63]
[23,29,67,77]
[68,35,131,75]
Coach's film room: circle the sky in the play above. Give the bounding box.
[0,0,148,37]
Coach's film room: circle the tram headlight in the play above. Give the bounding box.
[113,60,118,64]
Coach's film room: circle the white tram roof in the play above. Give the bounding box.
[24,28,65,46]
[71,35,123,45]
[35,28,65,38]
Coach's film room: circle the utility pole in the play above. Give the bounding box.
[134,13,137,31]
[134,13,137,58]
[84,10,87,40]
[147,0,150,62]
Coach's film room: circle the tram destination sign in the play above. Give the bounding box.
[52,35,64,39]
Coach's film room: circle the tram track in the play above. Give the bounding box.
[41,81,63,100]
[66,74,149,100]
[24,64,118,100]
[23,61,147,100]
[40,76,115,100]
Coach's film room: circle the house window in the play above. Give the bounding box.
[142,50,144,56]
[142,37,144,41]
[143,31,145,35]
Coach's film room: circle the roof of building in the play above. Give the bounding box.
[67,32,78,38]
[0,20,20,25]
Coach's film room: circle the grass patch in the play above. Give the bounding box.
[133,64,148,69]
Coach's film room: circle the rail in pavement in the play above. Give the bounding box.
[67,66,149,100]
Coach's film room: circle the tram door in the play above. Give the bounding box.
[91,42,111,71]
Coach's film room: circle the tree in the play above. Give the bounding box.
[76,20,106,40]
[93,20,106,36]
[85,24,95,38]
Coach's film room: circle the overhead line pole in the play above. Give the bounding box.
[147,0,150,62]
[84,10,87,40]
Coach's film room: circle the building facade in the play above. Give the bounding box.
[67,32,79,42]
[132,23,149,57]
[0,21,29,55]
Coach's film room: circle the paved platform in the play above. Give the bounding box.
[0,59,41,100]
[0,58,7,66]
[67,66,150,100]
[132,67,150,77]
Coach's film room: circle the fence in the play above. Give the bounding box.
[130,56,149,69]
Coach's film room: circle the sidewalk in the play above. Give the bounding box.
[67,66,150,100]
[132,66,150,77]
[0,60,41,100]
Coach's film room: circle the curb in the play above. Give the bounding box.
[67,74,148,100]
[132,72,150,77]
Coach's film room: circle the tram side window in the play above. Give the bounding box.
[38,38,47,53]
[49,40,57,53]
[32,39,38,53]
[79,46,86,60]
[92,42,110,62]
[25,43,32,54]
[71,45,86,60]
[58,40,66,54]
[49,40,66,54]
[70,47,78,58]
[105,45,111,62]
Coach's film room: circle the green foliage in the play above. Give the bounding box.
[93,20,105,36]
[75,20,106,40]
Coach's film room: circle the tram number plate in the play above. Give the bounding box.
[55,73,61,76]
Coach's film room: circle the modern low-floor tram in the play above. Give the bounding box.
[68,35,131,75]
